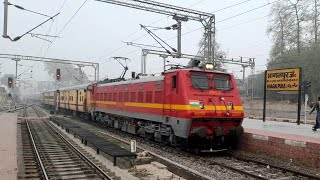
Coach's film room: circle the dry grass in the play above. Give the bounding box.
[242,99,316,120]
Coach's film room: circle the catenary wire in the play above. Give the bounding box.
[42,0,88,57]
[96,0,259,64]
[94,0,207,62]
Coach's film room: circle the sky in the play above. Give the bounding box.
[0,0,273,82]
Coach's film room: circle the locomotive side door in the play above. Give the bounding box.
[164,72,178,118]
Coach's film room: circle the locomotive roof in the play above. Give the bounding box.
[165,68,230,74]
[97,76,164,87]
[43,83,91,92]
[97,69,231,87]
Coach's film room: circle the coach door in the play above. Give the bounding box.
[164,72,178,118]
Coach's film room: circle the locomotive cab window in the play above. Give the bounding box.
[172,75,177,89]
[190,73,210,90]
[213,74,232,91]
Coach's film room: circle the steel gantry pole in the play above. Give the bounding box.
[0,54,99,82]
[3,0,9,38]
[95,0,215,61]
[12,58,21,84]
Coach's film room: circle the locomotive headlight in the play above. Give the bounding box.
[229,102,234,110]
[205,63,214,70]
[199,100,204,109]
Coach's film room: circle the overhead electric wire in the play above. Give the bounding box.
[141,25,173,54]
[124,0,279,57]
[64,67,82,82]
[43,0,88,57]
[9,3,51,17]
[141,25,177,52]
[213,0,254,13]
[218,15,269,31]
[39,0,67,56]
[95,0,265,63]
[216,1,279,24]
[130,0,257,44]
[59,0,68,12]
[94,0,207,63]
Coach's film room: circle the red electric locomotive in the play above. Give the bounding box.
[91,63,244,151]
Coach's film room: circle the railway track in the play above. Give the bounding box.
[205,155,314,180]
[34,105,319,179]
[19,106,115,180]
[48,113,319,180]
[98,127,317,180]
[0,103,25,112]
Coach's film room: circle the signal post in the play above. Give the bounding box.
[55,69,61,114]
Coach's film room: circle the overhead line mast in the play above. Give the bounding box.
[95,0,215,62]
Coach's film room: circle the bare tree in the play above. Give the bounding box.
[268,0,310,56]
[267,1,293,57]
[290,0,302,53]
[196,33,226,69]
[313,0,319,43]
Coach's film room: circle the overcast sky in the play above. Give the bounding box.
[0,0,273,82]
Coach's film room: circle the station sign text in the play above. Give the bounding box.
[266,68,300,91]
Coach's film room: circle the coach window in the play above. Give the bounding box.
[146,91,153,103]
[138,92,144,103]
[113,93,117,101]
[172,75,177,89]
[155,91,163,103]
[131,92,136,102]
[119,92,123,102]
[108,93,112,101]
[124,92,129,102]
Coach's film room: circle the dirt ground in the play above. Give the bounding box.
[242,99,316,121]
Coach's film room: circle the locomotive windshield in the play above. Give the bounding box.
[190,73,210,90]
[214,75,232,90]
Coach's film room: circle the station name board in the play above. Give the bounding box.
[266,68,300,91]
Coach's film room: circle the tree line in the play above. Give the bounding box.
[259,0,320,101]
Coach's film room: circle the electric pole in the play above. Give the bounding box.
[3,0,9,38]
[12,58,21,86]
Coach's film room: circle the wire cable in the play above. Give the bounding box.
[43,0,88,57]
[97,0,275,64]
[9,3,51,17]
[213,0,254,13]
[94,0,207,62]
[64,67,82,82]
[11,13,59,42]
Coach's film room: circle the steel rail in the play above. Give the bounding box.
[44,120,113,180]
[32,106,112,180]
[79,115,318,180]
[25,119,49,180]
[231,154,320,180]
[207,160,268,180]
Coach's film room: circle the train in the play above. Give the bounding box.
[41,62,244,152]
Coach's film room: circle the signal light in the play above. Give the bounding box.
[8,77,13,88]
[56,68,61,81]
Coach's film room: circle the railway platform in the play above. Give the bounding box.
[0,113,18,180]
[240,118,320,169]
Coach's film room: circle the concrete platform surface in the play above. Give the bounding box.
[0,113,18,180]
[240,118,320,169]
[243,118,320,143]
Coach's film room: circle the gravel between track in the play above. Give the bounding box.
[37,106,318,180]
[37,115,253,179]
